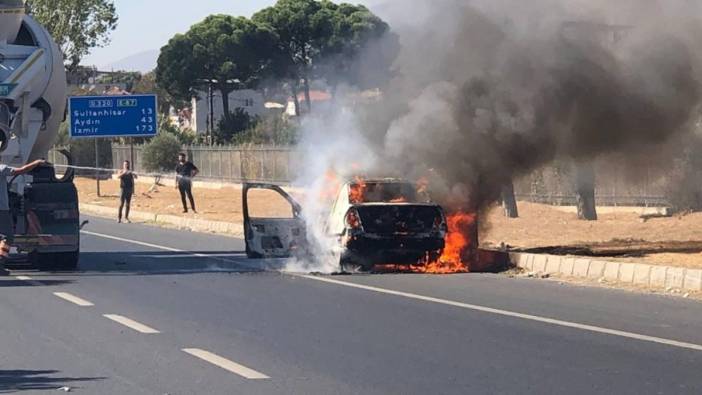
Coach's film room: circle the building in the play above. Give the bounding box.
[191,89,265,135]
[286,90,333,116]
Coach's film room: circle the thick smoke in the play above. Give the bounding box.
[287,0,702,271]
[380,0,702,210]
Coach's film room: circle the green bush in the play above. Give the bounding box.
[142,133,182,172]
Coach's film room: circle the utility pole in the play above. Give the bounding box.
[208,83,214,146]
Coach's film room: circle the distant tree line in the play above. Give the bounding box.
[156,0,397,122]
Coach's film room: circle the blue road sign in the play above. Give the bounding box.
[69,94,158,138]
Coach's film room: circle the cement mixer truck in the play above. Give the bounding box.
[0,0,80,270]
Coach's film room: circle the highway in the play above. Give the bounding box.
[1,216,701,394]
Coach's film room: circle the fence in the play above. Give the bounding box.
[110,145,298,184]
[514,160,670,207]
[50,145,675,206]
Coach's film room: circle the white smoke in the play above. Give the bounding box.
[283,0,702,272]
[284,106,378,273]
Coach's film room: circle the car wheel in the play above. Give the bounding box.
[340,256,374,273]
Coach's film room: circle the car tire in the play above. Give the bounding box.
[340,256,373,273]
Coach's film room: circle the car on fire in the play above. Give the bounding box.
[243,178,448,272]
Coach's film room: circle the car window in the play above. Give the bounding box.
[247,188,294,219]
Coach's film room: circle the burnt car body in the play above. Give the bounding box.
[328,179,447,271]
[242,184,307,259]
[243,179,447,272]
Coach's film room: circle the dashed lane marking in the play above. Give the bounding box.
[103,314,161,334]
[53,292,95,307]
[14,275,44,286]
[182,348,270,380]
[84,229,702,353]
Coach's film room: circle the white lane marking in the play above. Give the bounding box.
[53,292,94,307]
[182,348,270,380]
[103,314,160,334]
[82,231,182,252]
[15,275,44,286]
[81,231,251,266]
[146,253,246,259]
[86,229,702,353]
[301,275,702,353]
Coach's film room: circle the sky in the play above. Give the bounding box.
[83,0,383,69]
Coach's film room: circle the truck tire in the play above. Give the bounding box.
[35,250,80,271]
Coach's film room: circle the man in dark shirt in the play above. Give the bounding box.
[175,153,198,213]
[117,160,137,223]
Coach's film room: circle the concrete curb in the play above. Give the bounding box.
[80,203,244,237]
[509,252,702,292]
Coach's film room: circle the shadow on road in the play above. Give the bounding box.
[0,280,74,288]
[59,251,267,276]
[0,370,104,393]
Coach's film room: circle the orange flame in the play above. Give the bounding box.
[349,176,367,204]
[375,212,477,274]
[414,213,475,274]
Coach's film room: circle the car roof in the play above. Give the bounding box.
[346,177,411,184]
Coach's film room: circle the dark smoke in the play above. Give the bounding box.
[374,0,702,211]
[289,0,702,272]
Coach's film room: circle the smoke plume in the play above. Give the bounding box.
[288,0,702,271]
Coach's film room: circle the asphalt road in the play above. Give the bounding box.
[1,216,701,394]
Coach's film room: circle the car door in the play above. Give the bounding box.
[243,183,306,259]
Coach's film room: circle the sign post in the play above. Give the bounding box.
[95,138,100,196]
[68,94,159,196]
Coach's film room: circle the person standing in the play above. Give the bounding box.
[117,160,137,223]
[175,153,198,213]
[0,159,46,273]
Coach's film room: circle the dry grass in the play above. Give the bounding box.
[482,201,702,269]
[76,177,292,222]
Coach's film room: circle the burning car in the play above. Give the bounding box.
[326,178,447,271]
[243,178,460,272]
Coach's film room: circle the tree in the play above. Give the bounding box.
[215,109,257,144]
[253,0,395,114]
[254,0,326,114]
[96,71,141,91]
[574,161,598,221]
[315,2,398,92]
[501,180,519,218]
[26,0,118,72]
[133,72,184,115]
[156,15,279,125]
[142,134,181,173]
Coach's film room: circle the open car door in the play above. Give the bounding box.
[243,183,307,259]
